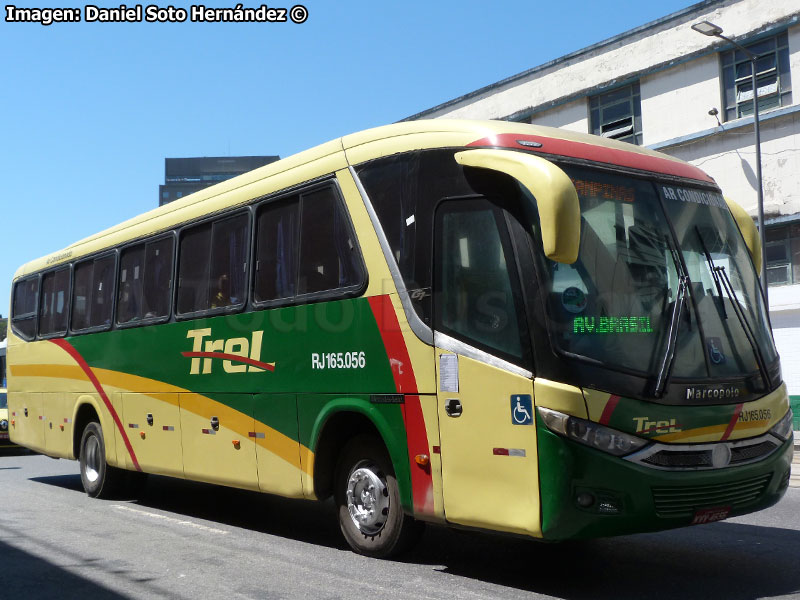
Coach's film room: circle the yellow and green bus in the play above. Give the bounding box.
[7,120,793,557]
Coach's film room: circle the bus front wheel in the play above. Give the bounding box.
[79,421,124,498]
[334,435,423,557]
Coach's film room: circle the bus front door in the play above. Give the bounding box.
[433,197,541,537]
[435,351,540,536]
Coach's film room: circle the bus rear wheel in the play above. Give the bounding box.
[79,421,125,499]
[334,435,424,558]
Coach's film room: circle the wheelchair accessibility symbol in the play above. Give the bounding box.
[511,395,533,425]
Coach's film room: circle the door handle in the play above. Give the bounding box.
[445,398,462,417]
[210,416,220,431]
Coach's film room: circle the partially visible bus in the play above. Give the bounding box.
[0,388,11,448]
[7,120,793,557]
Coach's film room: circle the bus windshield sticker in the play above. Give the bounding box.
[561,287,587,314]
[706,337,726,364]
[660,185,725,208]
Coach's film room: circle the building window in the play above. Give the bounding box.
[721,31,791,122]
[765,222,800,287]
[589,82,642,145]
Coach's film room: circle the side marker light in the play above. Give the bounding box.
[140,432,146,439]
[415,454,430,466]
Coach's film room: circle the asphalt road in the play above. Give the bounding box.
[2,449,799,600]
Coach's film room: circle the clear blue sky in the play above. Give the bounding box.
[1,0,699,312]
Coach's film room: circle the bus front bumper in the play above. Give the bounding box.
[536,422,793,541]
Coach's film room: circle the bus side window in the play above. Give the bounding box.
[298,187,363,295]
[177,224,212,315]
[11,276,39,340]
[91,254,115,327]
[142,237,174,318]
[117,245,145,323]
[253,186,364,305]
[72,260,92,330]
[209,214,248,309]
[73,254,115,331]
[254,197,299,303]
[178,213,248,315]
[39,267,70,337]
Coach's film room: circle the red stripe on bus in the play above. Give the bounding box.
[367,295,434,516]
[721,403,744,441]
[50,338,142,472]
[598,395,621,426]
[466,133,715,183]
[180,352,275,371]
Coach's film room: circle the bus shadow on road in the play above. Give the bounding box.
[31,471,347,550]
[405,520,800,599]
[30,473,84,492]
[0,537,128,599]
[30,472,800,598]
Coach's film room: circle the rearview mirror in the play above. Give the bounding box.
[454,149,580,264]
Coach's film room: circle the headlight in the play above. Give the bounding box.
[537,407,650,456]
[0,419,7,431]
[770,409,794,442]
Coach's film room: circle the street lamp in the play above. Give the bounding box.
[692,20,768,307]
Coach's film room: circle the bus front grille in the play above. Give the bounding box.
[651,473,772,518]
[628,433,781,471]
[641,439,778,469]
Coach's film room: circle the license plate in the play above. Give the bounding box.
[691,506,731,525]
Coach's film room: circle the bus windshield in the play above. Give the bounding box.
[545,166,777,388]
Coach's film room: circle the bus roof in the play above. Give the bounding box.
[14,119,714,280]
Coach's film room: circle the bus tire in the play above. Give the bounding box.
[334,435,424,558]
[79,421,123,499]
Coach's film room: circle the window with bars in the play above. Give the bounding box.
[721,31,792,122]
[589,82,642,145]
[765,223,800,287]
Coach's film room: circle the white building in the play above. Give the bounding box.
[408,0,800,422]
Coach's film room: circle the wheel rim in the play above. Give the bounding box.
[84,434,101,483]
[345,462,389,535]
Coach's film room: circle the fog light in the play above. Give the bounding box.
[576,493,595,508]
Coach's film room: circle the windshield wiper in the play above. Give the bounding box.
[653,234,691,398]
[695,226,727,320]
[713,264,770,390]
[654,272,688,398]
